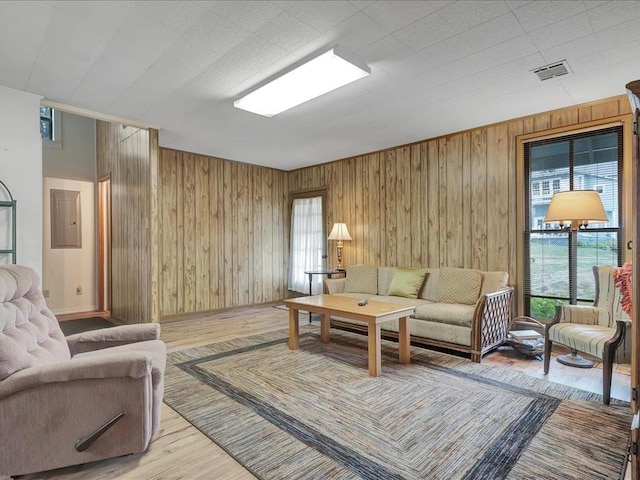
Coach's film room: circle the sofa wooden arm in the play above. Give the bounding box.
[66,324,161,355]
[471,287,514,362]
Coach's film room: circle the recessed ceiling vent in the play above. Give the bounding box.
[532,60,572,81]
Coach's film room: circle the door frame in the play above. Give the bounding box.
[97,175,111,313]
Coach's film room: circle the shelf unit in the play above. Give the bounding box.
[0,180,16,264]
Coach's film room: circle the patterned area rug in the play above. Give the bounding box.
[164,326,631,480]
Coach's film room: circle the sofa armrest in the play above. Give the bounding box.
[471,287,514,361]
[66,324,161,355]
[0,352,152,400]
[325,278,347,295]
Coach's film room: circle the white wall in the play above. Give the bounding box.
[41,111,98,315]
[0,85,43,276]
[43,177,96,314]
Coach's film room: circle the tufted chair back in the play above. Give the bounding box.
[0,265,70,381]
[594,265,631,328]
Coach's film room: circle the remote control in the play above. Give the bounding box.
[357,299,368,306]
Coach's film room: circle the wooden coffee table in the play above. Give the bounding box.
[284,294,416,377]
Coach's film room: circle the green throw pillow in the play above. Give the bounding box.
[388,268,428,299]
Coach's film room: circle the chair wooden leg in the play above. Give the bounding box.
[602,347,615,405]
[602,320,626,405]
[543,339,552,374]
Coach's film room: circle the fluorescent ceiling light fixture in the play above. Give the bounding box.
[234,46,370,117]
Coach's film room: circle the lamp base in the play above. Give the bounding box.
[557,352,594,368]
[336,243,344,271]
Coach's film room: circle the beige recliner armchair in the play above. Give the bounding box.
[0,265,166,477]
[544,265,629,405]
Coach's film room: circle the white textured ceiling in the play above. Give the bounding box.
[2,0,640,170]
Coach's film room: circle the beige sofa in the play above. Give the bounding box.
[325,265,513,363]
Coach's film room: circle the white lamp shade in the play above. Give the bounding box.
[328,222,352,241]
[544,190,608,224]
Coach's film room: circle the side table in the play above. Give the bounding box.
[303,270,345,323]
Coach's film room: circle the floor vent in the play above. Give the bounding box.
[532,60,571,81]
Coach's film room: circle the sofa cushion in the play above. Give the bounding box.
[377,267,397,295]
[410,318,472,346]
[373,295,431,308]
[413,302,476,328]
[344,265,378,294]
[437,267,483,305]
[549,323,616,359]
[480,271,509,296]
[419,268,439,301]
[388,268,428,299]
[331,292,374,301]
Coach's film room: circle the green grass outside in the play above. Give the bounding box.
[528,238,618,319]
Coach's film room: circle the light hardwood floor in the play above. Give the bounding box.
[8,305,632,480]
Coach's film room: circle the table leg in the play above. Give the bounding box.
[289,307,299,350]
[320,313,330,342]
[308,274,312,323]
[399,316,410,364]
[368,322,382,377]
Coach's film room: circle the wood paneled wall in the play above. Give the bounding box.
[158,149,288,318]
[98,95,631,321]
[289,95,632,296]
[96,122,159,324]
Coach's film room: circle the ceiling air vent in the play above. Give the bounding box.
[532,60,571,81]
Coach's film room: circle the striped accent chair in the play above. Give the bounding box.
[543,265,629,405]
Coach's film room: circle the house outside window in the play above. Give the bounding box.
[523,126,623,319]
[40,106,53,140]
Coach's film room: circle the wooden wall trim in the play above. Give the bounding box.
[149,128,160,323]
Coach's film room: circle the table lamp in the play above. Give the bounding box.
[328,222,351,270]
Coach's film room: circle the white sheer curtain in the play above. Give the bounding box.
[289,196,324,294]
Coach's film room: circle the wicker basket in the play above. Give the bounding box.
[506,316,545,359]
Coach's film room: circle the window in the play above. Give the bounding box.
[523,126,622,319]
[542,181,550,195]
[40,106,53,140]
[41,106,62,149]
[532,182,540,196]
[288,192,327,294]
